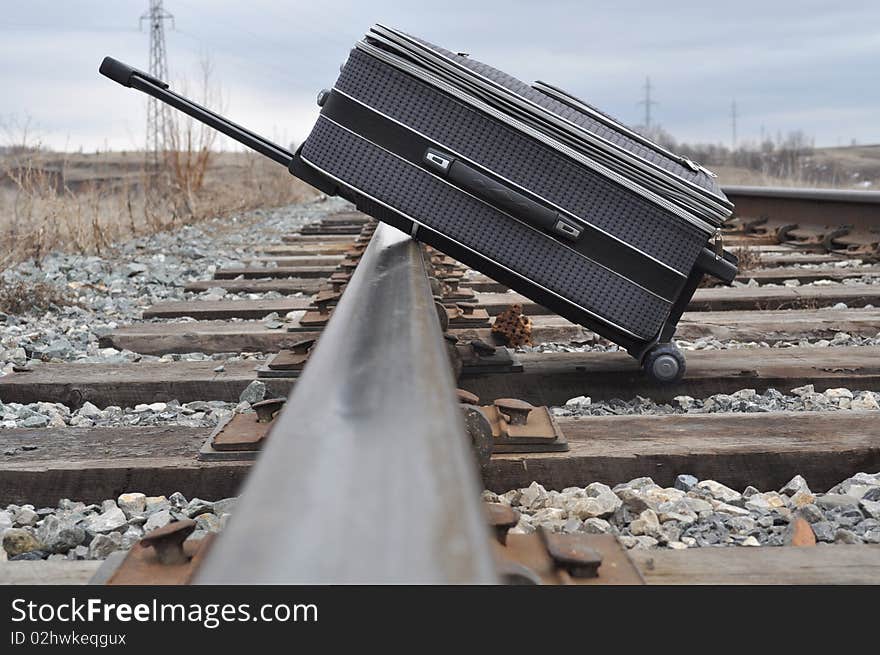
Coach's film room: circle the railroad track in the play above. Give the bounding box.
[723,185,880,258]
[1,188,879,585]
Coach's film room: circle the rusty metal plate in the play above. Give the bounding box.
[198,413,273,461]
[445,287,475,300]
[100,533,215,585]
[480,402,568,453]
[457,342,522,375]
[495,533,644,585]
[441,291,477,307]
[447,306,490,328]
[829,228,880,260]
[329,271,352,283]
[434,268,465,280]
[257,351,308,379]
[722,215,767,235]
[298,309,332,329]
[339,257,361,270]
[431,254,464,269]
[257,341,315,379]
[301,224,363,235]
[323,212,370,224]
[312,289,342,306]
[326,271,352,292]
[212,413,271,451]
[441,275,476,303]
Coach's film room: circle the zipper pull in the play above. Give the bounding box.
[681,157,719,178]
[712,229,723,257]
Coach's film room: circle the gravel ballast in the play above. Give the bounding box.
[0,199,344,375]
[484,471,880,550]
[1,492,235,562]
[521,332,880,355]
[2,471,877,562]
[554,385,880,418]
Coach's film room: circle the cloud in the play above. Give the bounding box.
[2,0,878,150]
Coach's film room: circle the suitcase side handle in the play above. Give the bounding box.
[695,248,738,284]
[423,148,583,242]
[98,56,295,168]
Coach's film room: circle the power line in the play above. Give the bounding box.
[637,76,657,129]
[141,0,174,165]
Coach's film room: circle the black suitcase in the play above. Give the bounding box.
[99,25,738,383]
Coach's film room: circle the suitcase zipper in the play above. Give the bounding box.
[355,42,720,236]
[533,81,720,181]
[367,25,732,221]
[712,228,724,257]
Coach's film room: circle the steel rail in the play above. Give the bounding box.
[722,185,880,229]
[194,223,498,584]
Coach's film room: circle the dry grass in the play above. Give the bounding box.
[0,278,79,315]
[731,246,761,272]
[698,245,758,288]
[0,149,316,269]
[712,143,880,189]
[0,61,314,269]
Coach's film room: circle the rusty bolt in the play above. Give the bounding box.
[313,290,341,304]
[486,502,519,545]
[539,529,603,579]
[443,277,460,293]
[253,397,286,423]
[428,277,442,297]
[456,389,480,405]
[457,302,478,316]
[497,560,543,585]
[494,398,533,425]
[140,520,196,565]
[312,291,340,315]
[435,301,450,332]
[291,338,316,354]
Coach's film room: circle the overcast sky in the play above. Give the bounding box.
[2,0,878,152]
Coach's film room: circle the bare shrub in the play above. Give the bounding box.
[0,61,315,271]
[731,246,761,272]
[0,150,130,267]
[0,278,78,315]
[0,134,316,271]
[162,58,220,220]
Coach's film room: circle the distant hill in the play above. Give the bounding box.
[710,144,880,189]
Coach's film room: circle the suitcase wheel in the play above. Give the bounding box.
[642,342,686,384]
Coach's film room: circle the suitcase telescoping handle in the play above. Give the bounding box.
[422,148,583,242]
[98,57,295,168]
